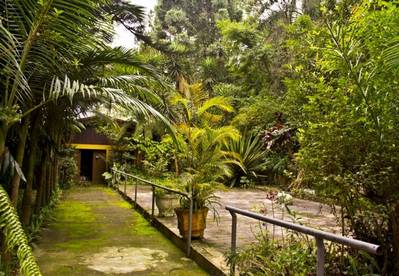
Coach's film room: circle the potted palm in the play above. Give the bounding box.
[175,171,221,239]
[170,80,240,239]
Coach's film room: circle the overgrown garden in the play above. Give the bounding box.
[1,0,399,275]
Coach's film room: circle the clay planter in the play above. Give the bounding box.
[155,193,180,217]
[175,208,209,239]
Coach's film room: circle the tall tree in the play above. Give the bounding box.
[0,0,171,273]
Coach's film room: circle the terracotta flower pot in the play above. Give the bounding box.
[175,207,209,239]
[155,193,179,217]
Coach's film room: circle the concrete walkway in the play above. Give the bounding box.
[34,186,207,275]
[119,184,340,273]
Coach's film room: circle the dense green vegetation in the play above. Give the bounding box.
[1,0,398,274]
[0,0,166,275]
[104,0,398,274]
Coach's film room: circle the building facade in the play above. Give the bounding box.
[70,122,112,184]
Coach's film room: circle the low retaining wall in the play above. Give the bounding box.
[115,188,227,276]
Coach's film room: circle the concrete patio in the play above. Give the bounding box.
[117,183,341,274]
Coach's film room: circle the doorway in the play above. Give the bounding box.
[80,150,93,181]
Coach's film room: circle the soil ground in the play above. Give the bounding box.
[34,186,207,276]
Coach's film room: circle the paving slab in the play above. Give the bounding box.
[34,186,207,276]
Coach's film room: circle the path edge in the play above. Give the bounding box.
[114,188,227,276]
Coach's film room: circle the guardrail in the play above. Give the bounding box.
[226,205,381,276]
[111,168,193,257]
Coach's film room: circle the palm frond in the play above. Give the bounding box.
[170,94,192,122]
[0,22,31,103]
[105,1,145,21]
[1,0,112,108]
[211,126,240,144]
[224,133,267,186]
[102,1,145,37]
[49,75,174,137]
[383,39,399,69]
[79,47,160,78]
[0,185,41,276]
[197,96,234,118]
[95,75,161,104]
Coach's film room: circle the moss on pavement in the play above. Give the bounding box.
[34,186,207,275]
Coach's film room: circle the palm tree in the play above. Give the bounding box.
[0,1,111,273]
[170,79,240,210]
[0,1,171,274]
[20,45,170,223]
[0,0,161,157]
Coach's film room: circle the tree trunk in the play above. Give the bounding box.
[174,152,180,176]
[41,162,48,208]
[45,155,52,205]
[52,158,59,193]
[21,113,41,226]
[0,125,9,160]
[392,202,399,272]
[10,119,30,205]
[49,159,55,198]
[34,152,47,214]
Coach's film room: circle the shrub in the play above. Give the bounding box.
[224,133,267,187]
[58,148,78,189]
[229,230,380,275]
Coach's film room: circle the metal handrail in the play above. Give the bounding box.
[226,205,381,276]
[111,168,193,257]
[112,169,189,197]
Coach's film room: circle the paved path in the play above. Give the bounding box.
[34,186,207,276]
[119,184,340,272]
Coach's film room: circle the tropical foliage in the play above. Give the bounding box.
[1,0,398,274]
[231,230,379,275]
[125,0,399,273]
[0,0,168,274]
[170,80,239,210]
[224,133,266,187]
[0,186,40,276]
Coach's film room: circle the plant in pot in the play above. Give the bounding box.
[175,170,224,239]
[170,80,240,239]
[154,179,180,217]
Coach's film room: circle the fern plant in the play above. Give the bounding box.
[0,186,41,276]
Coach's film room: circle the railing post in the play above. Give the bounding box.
[134,179,138,208]
[124,177,127,194]
[187,196,193,257]
[112,171,115,187]
[230,211,237,276]
[316,237,325,276]
[151,185,155,218]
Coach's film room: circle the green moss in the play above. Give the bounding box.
[36,186,207,275]
[115,200,132,209]
[131,212,158,236]
[55,238,107,252]
[45,264,94,276]
[102,187,117,197]
[53,201,95,223]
